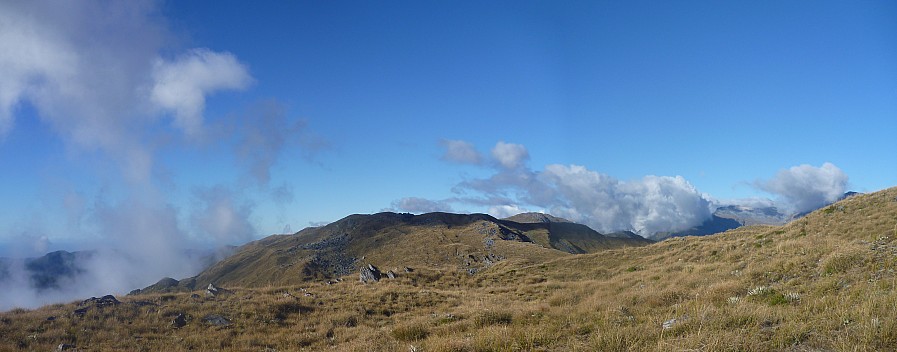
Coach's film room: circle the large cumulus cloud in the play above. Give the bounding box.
[757,162,848,213]
[537,165,712,235]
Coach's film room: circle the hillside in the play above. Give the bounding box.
[140,211,650,291]
[503,212,572,224]
[1,187,895,351]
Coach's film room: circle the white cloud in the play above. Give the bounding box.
[491,141,529,169]
[757,162,848,213]
[445,141,713,236]
[0,3,77,136]
[537,165,712,235]
[0,1,266,310]
[0,1,252,182]
[151,49,252,136]
[487,204,527,218]
[390,197,453,214]
[440,139,483,165]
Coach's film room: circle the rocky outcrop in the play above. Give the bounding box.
[359,264,381,283]
[73,295,120,317]
[56,343,76,351]
[171,313,187,328]
[206,283,233,297]
[80,295,119,308]
[202,314,232,326]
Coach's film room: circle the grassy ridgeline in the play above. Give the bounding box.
[2,187,896,351]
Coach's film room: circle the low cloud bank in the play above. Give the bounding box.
[418,141,714,235]
[0,195,224,311]
[395,140,851,237]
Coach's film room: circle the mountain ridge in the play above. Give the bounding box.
[136,211,651,293]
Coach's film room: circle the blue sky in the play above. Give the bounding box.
[0,1,895,255]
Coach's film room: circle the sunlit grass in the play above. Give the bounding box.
[1,187,895,351]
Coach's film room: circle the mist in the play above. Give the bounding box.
[0,1,311,311]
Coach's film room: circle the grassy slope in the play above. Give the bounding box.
[183,212,648,289]
[1,187,895,351]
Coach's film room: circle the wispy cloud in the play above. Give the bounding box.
[0,1,322,310]
[439,139,483,165]
[190,186,255,246]
[491,141,529,169]
[389,197,454,214]
[0,1,251,182]
[151,49,253,136]
[231,101,328,188]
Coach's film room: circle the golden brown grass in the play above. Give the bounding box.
[2,187,896,351]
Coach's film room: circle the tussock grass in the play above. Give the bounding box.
[1,187,896,351]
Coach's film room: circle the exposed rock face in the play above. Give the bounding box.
[202,314,232,326]
[72,307,88,317]
[171,313,187,328]
[359,264,381,283]
[73,295,120,317]
[56,343,76,351]
[80,295,120,308]
[386,270,396,279]
[206,283,218,296]
[206,283,232,297]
